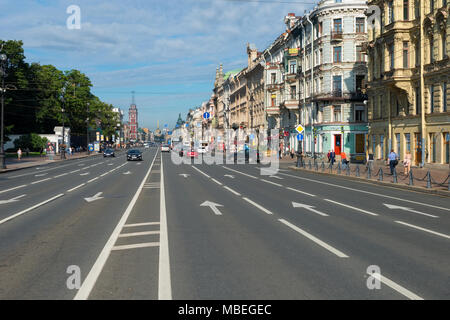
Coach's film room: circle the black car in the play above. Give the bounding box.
[127,149,143,161]
[103,148,115,157]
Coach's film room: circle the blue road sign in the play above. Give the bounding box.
[297,133,304,141]
[203,112,210,119]
[88,144,94,152]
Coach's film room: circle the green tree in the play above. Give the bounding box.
[14,133,49,153]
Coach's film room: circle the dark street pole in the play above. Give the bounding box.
[61,87,66,160]
[0,52,7,169]
[86,102,90,155]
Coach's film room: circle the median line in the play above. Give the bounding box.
[0,194,64,226]
[278,218,349,258]
[395,221,450,240]
[67,183,86,193]
[223,186,241,196]
[191,165,211,178]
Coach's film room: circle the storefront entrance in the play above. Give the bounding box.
[334,134,341,155]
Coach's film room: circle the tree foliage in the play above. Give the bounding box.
[13,133,49,152]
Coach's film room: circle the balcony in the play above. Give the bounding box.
[285,73,297,82]
[349,91,368,102]
[266,83,280,91]
[331,30,343,42]
[312,89,345,102]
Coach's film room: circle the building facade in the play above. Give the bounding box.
[366,0,450,167]
[128,103,138,141]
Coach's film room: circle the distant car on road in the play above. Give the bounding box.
[186,149,198,158]
[127,149,143,161]
[103,148,115,157]
[161,144,170,152]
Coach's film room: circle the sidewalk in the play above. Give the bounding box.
[1,152,99,173]
[284,156,450,196]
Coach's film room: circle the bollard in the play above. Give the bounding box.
[303,160,306,169]
[337,163,341,174]
[426,171,431,189]
[356,165,360,177]
[409,169,414,186]
[367,166,371,179]
[315,162,319,171]
[378,168,383,181]
[346,164,350,176]
[393,168,398,183]
[321,161,325,172]
[308,160,312,170]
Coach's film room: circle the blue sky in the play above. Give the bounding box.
[0,0,313,131]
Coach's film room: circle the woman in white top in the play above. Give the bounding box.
[403,151,412,175]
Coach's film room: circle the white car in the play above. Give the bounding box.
[161,144,170,152]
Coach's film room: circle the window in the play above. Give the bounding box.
[290,85,296,100]
[405,133,411,152]
[319,22,323,37]
[380,135,385,159]
[444,132,449,164]
[356,17,365,33]
[430,85,435,113]
[334,46,342,62]
[271,73,276,84]
[289,60,296,74]
[443,82,447,112]
[271,95,276,107]
[430,133,436,162]
[430,35,434,63]
[415,41,420,66]
[403,42,409,68]
[356,45,363,62]
[372,135,377,157]
[333,75,342,96]
[403,0,409,20]
[333,18,342,32]
[389,43,395,70]
[416,87,421,114]
[355,105,365,122]
[388,1,394,24]
[333,106,341,122]
[356,75,364,93]
[396,133,401,155]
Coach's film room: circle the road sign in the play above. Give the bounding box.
[295,124,304,134]
[203,112,210,119]
[88,144,94,152]
[297,133,304,141]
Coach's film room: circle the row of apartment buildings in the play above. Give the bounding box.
[188,0,449,167]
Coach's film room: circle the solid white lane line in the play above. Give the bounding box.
[71,169,81,173]
[191,166,210,178]
[31,178,52,185]
[35,173,48,177]
[67,183,86,193]
[279,172,450,212]
[0,185,27,195]
[278,219,349,258]
[395,221,450,240]
[223,186,241,196]
[124,222,160,227]
[74,150,158,300]
[118,231,160,238]
[159,154,172,300]
[112,242,160,251]
[100,173,108,177]
[370,272,424,300]
[54,173,69,178]
[222,166,258,179]
[324,199,379,216]
[286,187,316,197]
[261,179,282,187]
[0,194,64,226]
[243,197,273,215]
[80,173,89,176]
[211,178,222,186]
[87,177,99,183]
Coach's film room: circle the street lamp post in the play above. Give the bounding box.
[0,52,7,169]
[86,102,90,155]
[61,87,66,160]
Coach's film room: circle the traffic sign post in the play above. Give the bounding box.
[203,112,210,120]
[295,124,304,134]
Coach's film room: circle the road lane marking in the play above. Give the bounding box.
[0,194,64,226]
[112,242,160,251]
[278,219,349,258]
[222,166,258,179]
[35,173,48,177]
[191,166,210,178]
[279,172,450,212]
[31,178,52,185]
[0,185,27,195]
[118,231,160,237]
[211,178,223,186]
[159,154,172,300]
[87,177,99,183]
[71,169,81,173]
[54,173,69,178]
[200,201,224,215]
[370,272,424,300]
[395,221,450,240]
[292,202,329,217]
[261,179,282,187]
[223,186,241,196]
[0,194,26,205]
[84,192,104,203]
[383,204,438,218]
[80,173,89,176]
[324,199,379,216]
[124,222,160,227]
[285,187,316,197]
[67,183,86,193]
[243,197,273,215]
[74,150,159,300]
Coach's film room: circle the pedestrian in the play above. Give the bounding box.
[388,149,398,175]
[17,148,22,160]
[327,150,331,163]
[279,143,283,159]
[341,151,348,168]
[330,150,336,166]
[290,147,294,159]
[403,151,412,175]
[366,152,374,171]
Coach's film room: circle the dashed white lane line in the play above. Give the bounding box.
[67,183,86,193]
[0,185,27,195]
[192,165,210,178]
[124,222,160,228]
[223,186,241,196]
[71,169,81,174]
[118,231,160,238]
[261,179,282,187]
[54,173,69,178]
[324,199,379,217]
[278,218,349,258]
[243,197,273,215]
[31,178,52,185]
[222,166,258,179]
[87,177,99,183]
[0,194,64,226]
[370,272,424,300]
[112,242,160,251]
[211,178,223,186]
[286,187,316,197]
[395,221,450,240]
[74,150,159,300]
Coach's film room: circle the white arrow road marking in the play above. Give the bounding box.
[0,194,26,205]
[270,175,283,180]
[123,171,132,175]
[35,173,48,177]
[108,163,113,166]
[179,174,190,178]
[292,202,329,217]
[383,204,438,218]
[84,192,104,203]
[200,201,224,215]
[80,172,89,176]
[224,174,235,179]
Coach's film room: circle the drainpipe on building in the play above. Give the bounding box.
[306,13,315,160]
[420,0,426,168]
[302,21,307,155]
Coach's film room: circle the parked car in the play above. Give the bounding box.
[127,149,143,161]
[103,148,115,157]
[161,144,170,152]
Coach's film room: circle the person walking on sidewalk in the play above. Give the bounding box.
[17,148,22,161]
[330,150,336,166]
[403,151,412,175]
[388,149,398,175]
[327,150,331,163]
[341,151,349,169]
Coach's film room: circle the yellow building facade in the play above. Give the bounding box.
[366,0,450,167]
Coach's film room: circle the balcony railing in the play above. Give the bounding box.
[331,30,343,41]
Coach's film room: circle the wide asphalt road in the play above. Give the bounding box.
[0,149,448,299]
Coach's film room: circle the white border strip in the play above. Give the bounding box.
[371,272,424,300]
